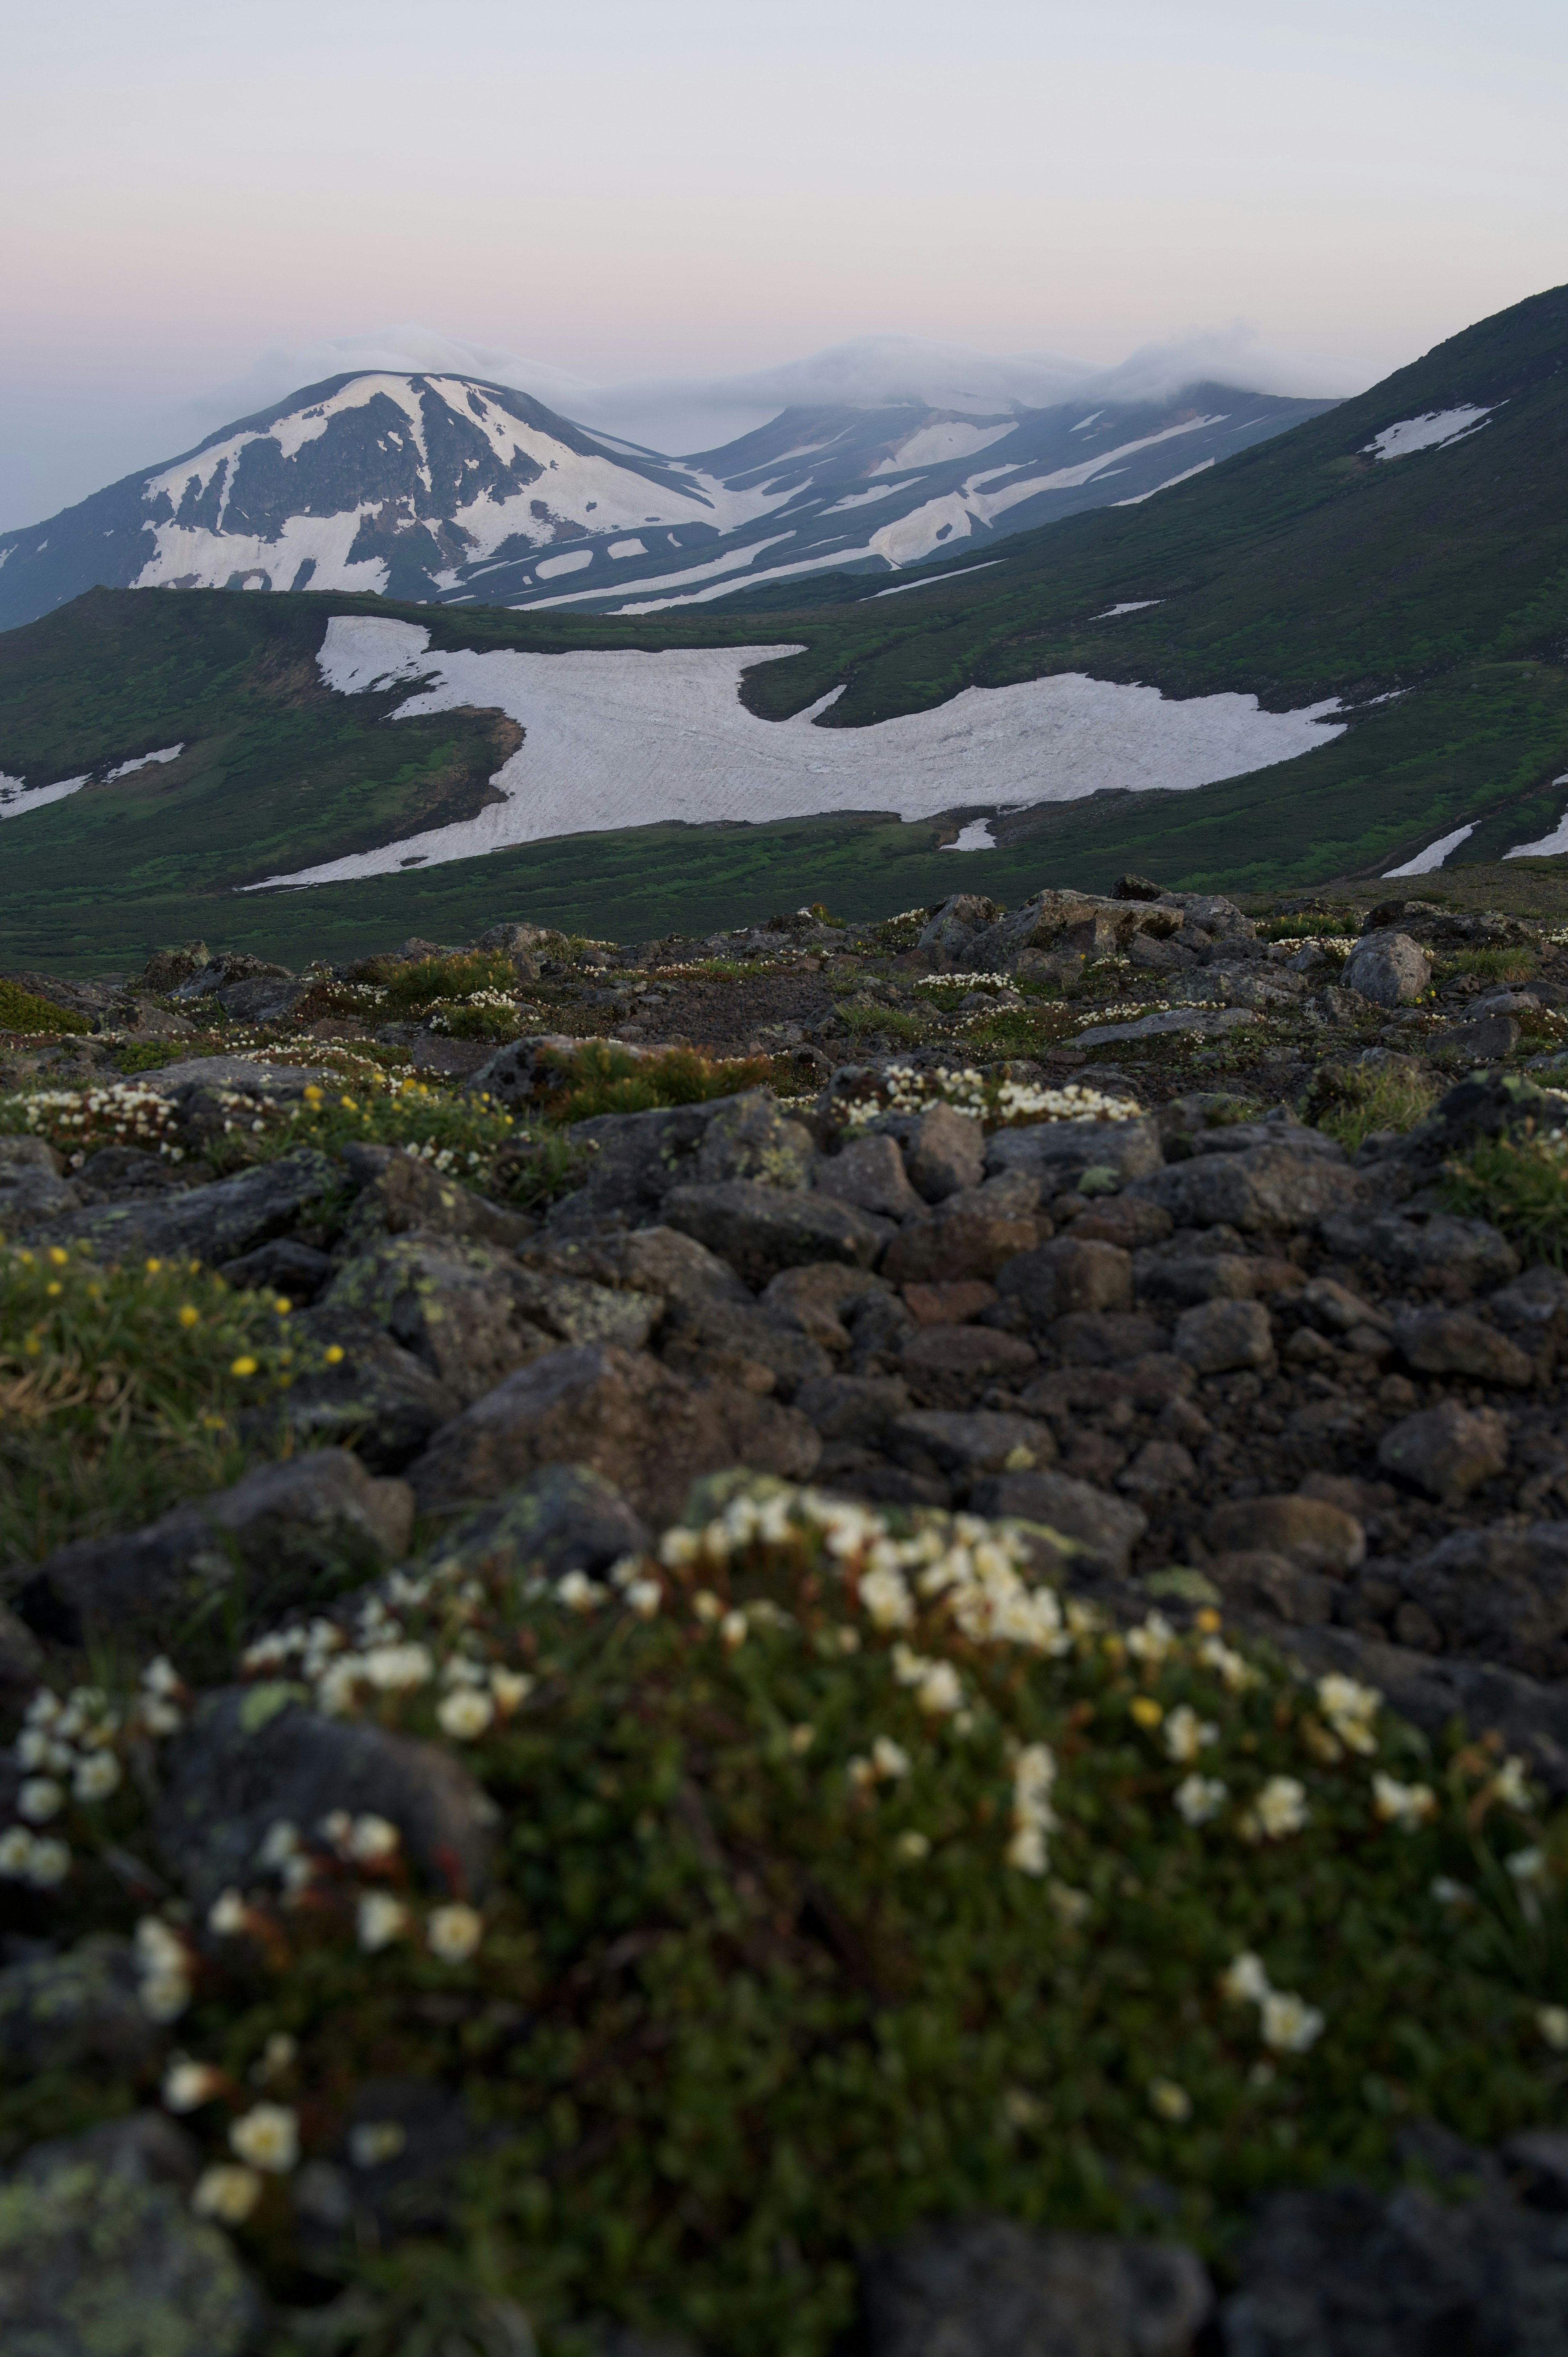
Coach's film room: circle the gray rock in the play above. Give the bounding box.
[760,1262,891,1347]
[1281,1621,1568,1795]
[213,974,310,1024]
[0,2113,261,2357]
[1203,1494,1365,1572]
[1433,1014,1523,1060]
[893,1102,987,1202]
[0,1135,62,1173]
[435,1465,650,1586]
[1321,1206,1521,1289]
[968,1468,1148,1578]
[407,1342,820,1523]
[338,1143,535,1252]
[1183,1120,1345,1161]
[1172,1298,1274,1375]
[1298,1277,1390,1334]
[915,892,1002,961]
[1052,1312,1171,1365]
[815,1132,927,1219]
[900,1325,1038,1378]
[463,1031,586,1109]
[32,1146,338,1266]
[154,1686,499,1911]
[320,1236,559,1405]
[997,1237,1134,1323]
[861,2215,1210,2357]
[20,1448,414,1649]
[284,1311,464,1471]
[1074,1006,1263,1050]
[555,1090,813,1226]
[1127,1144,1361,1234]
[659,1297,834,1396]
[1395,1523,1568,1679]
[218,1235,336,1300]
[1391,1306,1536,1386]
[149,1054,329,1095]
[0,1163,81,1231]
[0,1936,159,2075]
[1136,1253,1257,1307]
[1341,928,1432,1006]
[889,1410,1053,1481]
[987,1118,1163,1192]
[1377,1400,1510,1500]
[664,1181,886,1286]
[1209,1550,1337,1628]
[883,1194,1040,1287]
[794,1374,911,1444]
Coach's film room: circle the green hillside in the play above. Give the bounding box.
[4,283,1568,970]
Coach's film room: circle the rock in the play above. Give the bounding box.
[1377,1401,1510,1500]
[759,1263,889,1347]
[1209,1551,1338,1627]
[794,1375,911,1444]
[1391,1306,1536,1386]
[902,1279,999,1325]
[173,952,293,1003]
[557,1092,814,1226]
[21,1449,416,1649]
[997,1237,1134,1322]
[585,1225,752,1315]
[660,1296,833,1397]
[1490,1264,1568,1372]
[889,1409,1053,1482]
[407,1344,820,1523]
[1113,873,1165,901]
[895,1102,987,1202]
[72,1145,190,1204]
[0,1134,62,1173]
[883,1196,1040,1287]
[814,1133,926,1219]
[218,1236,336,1300]
[915,893,1002,961]
[1432,1014,1522,1060]
[1341,928,1432,1006]
[860,2215,1210,2357]
[0,1936,159,2074]
[968,1469,1148,1578]
[338,1143,535,1251]
[319,1237,559,1405]
[0,1160,80,1231]
[1069,1199,1174,1249]
[0,2114,260,2356]
[461,1032,585,1110]
[154,1686,499,1911]
[33,1146,338,1266]
[1184,1119,1345,1162]
[1074,1006,1263,1050]
[109,998,197,1040]
[900,1325,1038,1378]
[1396,1524,1568,1679]
[1320,1206,1520,1289]
[0,1601,44,1691]
[988,1117,1163,1193]
[474,919,564,959]
[1136,1253,1257,1307]
[1285,1621,1568,1794]
[1116,1441,1197,1502]
[284,1312,464,1472]
[1203,1494,1366,1572]
[1052,1312,1172,1365]
[1127,1143,1361,1234]
[1298,1276,1390,1333]
[1224,2173,1568,2357]
[664,1181,886,1286]
[213,974,310,1024]
[1172,1298,1274,1375]
[434,1465,650,1585]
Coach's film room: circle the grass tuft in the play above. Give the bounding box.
[1314,1064,1441,1155]
[1439,1120,1568,1267]
[0,982,91,1037]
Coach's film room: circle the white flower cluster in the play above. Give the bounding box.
[1078,1001,1168,1024]
[1007,1744,1058,1876]
[428,989,521,1033]
[1316,1673,1381,1757]
[0,1673,176,1890]
[240,1580,530,1731]
[833,1063,1146,1133]
[1220,1951,1325,2053]
[8,1082,185,1165]
[915,972,1017,994]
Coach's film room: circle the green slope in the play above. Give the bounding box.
[4,283,1568,970]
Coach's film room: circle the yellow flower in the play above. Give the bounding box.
[229,1356,258,1378]
[1537,2005,1568,2052]
[1148,2078,1192,2123]
[273,1297,292,1316]
[45,1281,61,1297]
[1130,1696,1164,1729]
[178,1304,200,1328]
[1193,1608,1223,1634]
[47,1247,69,1267]
[324,1344,345,1365]
[144,1257,162,1274]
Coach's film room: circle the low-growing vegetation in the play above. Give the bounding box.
[1439,1119,1568,1267]
[531,1042,777,1125]
[1312,1063,1441,1155]
[0,981,91,1037]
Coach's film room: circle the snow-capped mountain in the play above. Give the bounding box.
[0,368,1337,633]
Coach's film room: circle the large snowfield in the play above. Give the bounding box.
[242,615,1344,890]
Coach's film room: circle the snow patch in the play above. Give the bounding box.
[1094,600,1162,618]
[607,538,647,558]
[103,745,184,782]
[535,549,594,580]
[872,420,1016,473]
[1505,777,1568,860]
[872,562,1007,598]
[942,818,999,851]
[1112,460,1214,506]
[0,772,89,820]
[820,483,904,513]
[244,615,1345,890]
[1365,407,1492,462]
[1382,821,1477,877]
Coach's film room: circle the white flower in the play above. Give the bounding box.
[1261,1991,1325,2053]
[163,2057,225,2112]
[1127,1612,1176,1664]
[557,1570,608,1612]
[349,2120,408,2169]
[438,1688,495,1740]
[135,1917,187,1974]
[1493,1755,1533,1811]
[894,1830,931,1862]
[1538,2005,1568,2052]
[1317,1673,1381,1756]
[17,1778,64,1824]
[1508,1847,1548,1885]
[1163,1706,1218,1765]
[1431,1875,1477,1908]
[625,1580,663,1618]
[256,1820,300,1870]
[139,1971,191,2022]
[490,1668,535,1711]
[362,1643,433,1691]
[1047,1880,1091,1927]
[1221,1952,1272,2005]
[356,1893,410,1953]
[1372,1773,1437,1831]
[1148,2078,1192,2123]
[24,1837,70,1888]
[16,1730,52,1769]
[142,1656,182,1697]
[192,2165,263,2224]
[252,2033,297,2084]
[230,2103,299,2174]
[859,1566,915,1630]
[720,1610,749,1650]
[1198,1635,1260,1692]
[207,1888,249,1935]
[1006,1822,1049,1875]
[345,1814,400,1863]
[872,1735,911,1781]
[1252,1777,1309,1840]
[1174,1773,1228,1827]
[74,1751,123,1802]
[659,1528,701,1566]
[428,1902,484,1963]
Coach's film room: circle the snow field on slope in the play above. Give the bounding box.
[243,615,1344,890]
[1364,407,1492,461]
[2,743,184,820]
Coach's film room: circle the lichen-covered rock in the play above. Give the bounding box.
[31,1146,338,1266]
[967,1468,1148,1578]
[1341,928,1432,1006]
[1128,1144,1361,1234]
[813,1133,926,1220]
[890,1102,987,1203]
[434,1465,650,1585]
[889,1409,1052,1482]
[987,1117,1163,1193]
[883,1194,1040,1287]
[554,1091,814,1226]
[318,1236,560,1404]
[284,1311,464,1470]
[337,1142,536,1251]
[0,1936,160,2075]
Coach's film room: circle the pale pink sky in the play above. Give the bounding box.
[2,0,1566,526]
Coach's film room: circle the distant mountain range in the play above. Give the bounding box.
[0,369,1335,635]
[2,281,1566,973]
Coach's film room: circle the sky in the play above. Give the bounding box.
[2,0,1566,528]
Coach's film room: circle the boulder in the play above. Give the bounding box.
[0,1160,80,1231]
[1432,1014,1522,1061]
[1172,1298,1274,1375]
[0,1936,160,2075]
[860,2215,1210,2357]
[31,1146,338,1266]
[0,2114,260,2357]
[407,1344,820,1523]
[1074,1006,1263,1050]
[1319,1208,1519,1290]
[664,1181,886,1286]
[20,1449,414,1649]
[996,1237,1134,1323]
[968,1468,1148,1578]
[557,1091,814,1226]
[318,1237,561,1405]
[1052,1312,1171,1365]
[337,1143,535,1251]
[889,1410,1053,1481]
[987,1117,1163,1192]
[1391,1307,1535,1386]
[891,1102,987,1202]
[794,1374,912,1445]
[218,1236,336,1300]
[283,1312,464,1472]
[429,1465,650,1588]
[1341,929,1433,1006]
[1203,1494,1366,1573]
[760,1262,890,1348]
[1397,1525,1568,1679]
[900,1326,1038,1379]
[1377,1401,1510,1500]
[883,1193,1040,1287]
[1127,1143,1361,1234]
[154,1686,500,1911]
[814,1132,927,1220]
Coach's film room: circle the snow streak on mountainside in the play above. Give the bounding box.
[0,370,1338,633]
[240,614,1344,888]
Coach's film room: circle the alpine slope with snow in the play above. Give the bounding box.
[0,366,1336,633]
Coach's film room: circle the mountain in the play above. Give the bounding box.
[0,368,1335,635]
[1,281,1566,972]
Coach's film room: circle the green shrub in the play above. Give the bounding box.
[0,1244,300,1565]
[1445,946,1538,986]
[370,952,518,1017]
[534,1042,775,1124]
[1439,1120,1568,1265]
[12,1482,1564,2354]
[1314,1064,1440,1155]
[0,982,91,1038]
